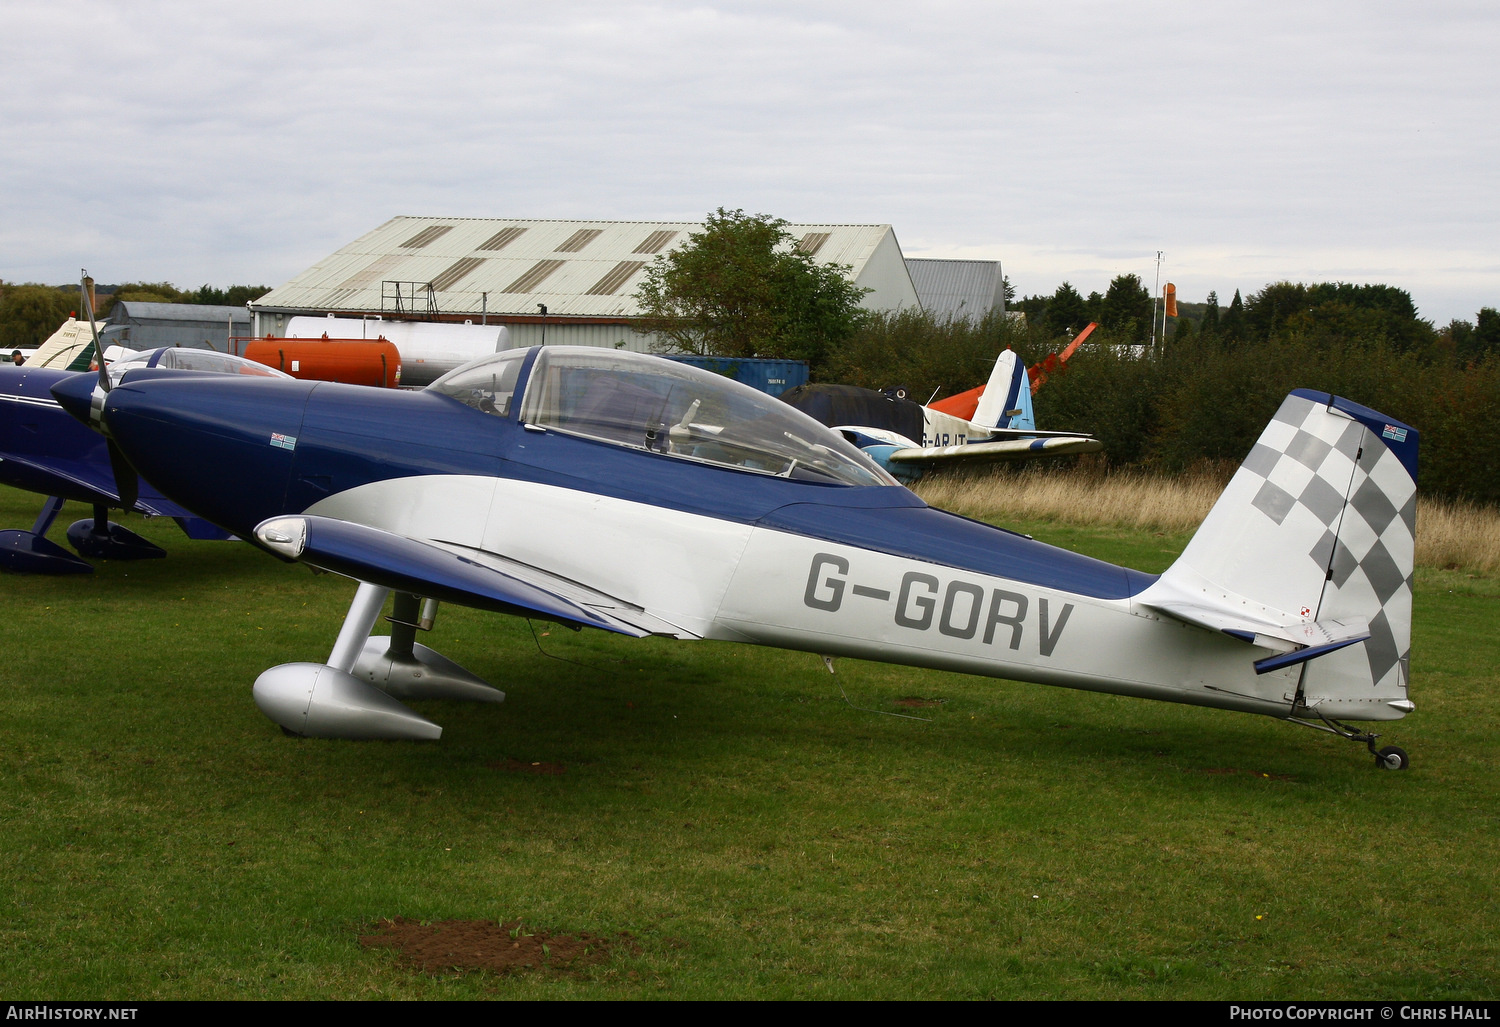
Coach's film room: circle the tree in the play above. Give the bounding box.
[1474,307,1500,359]
[188,283,271,306]
[633,208,869,371]
[1101,273,1153,343]
[1044,282,1089,339]
[0,283,77,350]
[1221,289,1246,345]
[98,281,184,315]
[1245,281,1308,341]
[1201,290,1220,337]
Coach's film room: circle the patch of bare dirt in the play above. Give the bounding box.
[360,917,633,974]
[486,758,566,775]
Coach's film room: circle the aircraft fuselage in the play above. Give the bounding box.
[65,369,1355,722]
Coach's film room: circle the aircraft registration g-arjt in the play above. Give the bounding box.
[52,345,1419,768]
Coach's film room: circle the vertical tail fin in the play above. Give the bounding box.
[972,350,1035,431]
[1138,390,1417,719]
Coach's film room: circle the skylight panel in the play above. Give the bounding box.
[477,226,527,251]
[503,259,566,293]
[795,232,831,256]
[586,261,647,295]
[555,229,604,252]
[399,225,454,248]
[431,257,486,292]
[633,230,678,254]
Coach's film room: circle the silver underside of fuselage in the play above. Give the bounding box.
[303,474,1406,723]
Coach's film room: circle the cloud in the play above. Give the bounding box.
[2,1,1496,321]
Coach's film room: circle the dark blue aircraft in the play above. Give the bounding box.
[0,348,288,572]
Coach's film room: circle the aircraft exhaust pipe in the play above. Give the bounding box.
[253,662,442,740]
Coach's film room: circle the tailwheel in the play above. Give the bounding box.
[1375,745,1409,771]
[1287,712,1411,770]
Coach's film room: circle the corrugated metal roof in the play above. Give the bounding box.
[253,216,906,319]
[107,302,250,325]
[903,258,1004,321]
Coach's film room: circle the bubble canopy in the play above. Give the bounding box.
[108,347,291,385]
[430,347,896,487]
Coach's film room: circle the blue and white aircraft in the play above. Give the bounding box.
[783,350,1101,483]
[53,345,1419,767]
[0,347,289,572]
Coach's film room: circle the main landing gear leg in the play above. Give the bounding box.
[252,583,503,740]
[1287,712,1410,770]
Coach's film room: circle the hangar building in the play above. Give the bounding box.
[903,258,1006,323]
[249,216,925,352]
[106,301,250,351]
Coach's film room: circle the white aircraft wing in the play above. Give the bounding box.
[887,434,1103,467]
[255,514,692,639]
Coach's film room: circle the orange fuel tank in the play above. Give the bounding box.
[242,338,403,388]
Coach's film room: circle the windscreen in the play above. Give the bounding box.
[516,347,895,487]
[426,349,528,417]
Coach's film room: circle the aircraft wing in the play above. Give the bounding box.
[254,514,690,639]
[0,447,224,525]
[887,434,1103,467]
[0,449,124,504]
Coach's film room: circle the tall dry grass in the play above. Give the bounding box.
[1416,497,1500,576]
[915,468,1500,577]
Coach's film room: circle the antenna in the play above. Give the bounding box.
[1150,251,1163,353]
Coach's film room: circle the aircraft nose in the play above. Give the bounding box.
[51,372,101,428]
[93,374,312,536]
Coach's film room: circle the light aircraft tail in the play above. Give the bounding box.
[971,350,1035,431]
[1138,390,1417,722]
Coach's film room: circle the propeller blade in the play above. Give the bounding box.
[107,440,139,510]
[80,269,109,393]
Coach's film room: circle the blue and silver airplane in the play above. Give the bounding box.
[0,347,289,573]
[53,345,1419,768]
[783,350,1101,483]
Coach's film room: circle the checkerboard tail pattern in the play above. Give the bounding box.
[1172,390,1417,706]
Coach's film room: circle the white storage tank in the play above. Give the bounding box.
[284,315,510,387]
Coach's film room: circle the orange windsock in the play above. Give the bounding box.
[1164,283,1178,317]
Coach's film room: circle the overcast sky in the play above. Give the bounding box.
[3,1,1496,323]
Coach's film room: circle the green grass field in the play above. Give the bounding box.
[1,488,1496,999]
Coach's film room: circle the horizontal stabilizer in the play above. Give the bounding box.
[254,515,649,637]
[1253,635,1369,675]
[1140,565,1369,650]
